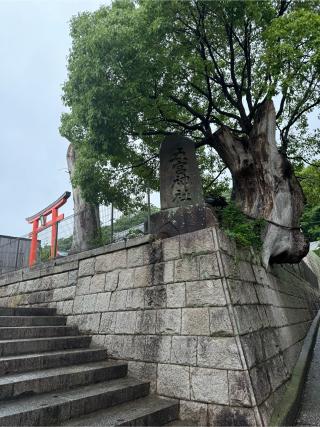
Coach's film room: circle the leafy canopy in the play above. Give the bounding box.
[61,0,320,208]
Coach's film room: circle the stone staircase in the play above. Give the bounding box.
[0,307,179,426]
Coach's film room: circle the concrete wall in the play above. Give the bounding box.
[0,228,319,426]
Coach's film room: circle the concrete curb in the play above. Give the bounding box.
[270,309,320,426]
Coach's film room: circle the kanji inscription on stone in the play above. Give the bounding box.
[160,135,204,209]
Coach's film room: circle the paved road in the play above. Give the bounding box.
[296,328,320,426]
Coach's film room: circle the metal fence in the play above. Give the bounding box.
[0,199,155,275]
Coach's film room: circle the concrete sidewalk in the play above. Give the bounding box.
[296,328,320,425]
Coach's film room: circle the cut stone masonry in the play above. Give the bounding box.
[0,228,319,426]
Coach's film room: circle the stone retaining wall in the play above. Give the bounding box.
[0,228,319,426]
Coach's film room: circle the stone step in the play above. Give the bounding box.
[0,326,78,340]
[0,348,108,376]
[0,316,67,327]
[0,307,57,316]
[0,377,150,426]
[0,361,128,400]
[61,395,179,426]
[0,335,91,357]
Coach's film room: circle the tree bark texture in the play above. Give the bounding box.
[66,144,101,252]
[210,100,309,267]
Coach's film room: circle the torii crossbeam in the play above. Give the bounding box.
[26,192,71,267]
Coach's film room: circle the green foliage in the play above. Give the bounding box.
[57,236,73,252]
[61,0,320,207]
[220,203,265,249]
[297,162,320,208]
[295,162,320,243]
[101,205,159,243]
[301,205,320,242]
[40,246,51,262]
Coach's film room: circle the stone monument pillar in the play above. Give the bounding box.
[148,135,217,238]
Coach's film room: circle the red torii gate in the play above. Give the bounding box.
[26,192,71,267]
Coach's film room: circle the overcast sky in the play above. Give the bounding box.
[0,0,107,237]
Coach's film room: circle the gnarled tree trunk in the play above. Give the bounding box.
[67,144,101,252]
[210,100,309,267]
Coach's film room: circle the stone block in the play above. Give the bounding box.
[157,363,190,399]
[40,276,53,290]
[240,332,264,368]
[76,276,91,296]
[27,290,54,305]
[134,265,152,288]
[209,307,233,336]
[175,257,199,282]
[234,305,263,335]
[109,290,127,311]
[156,309,181,335]
[144,335,171,363]
[282,341,302,372]
[238,261,256,283]
[128,361,157,393]
[249,365,271,405]
[95,250,127,273]
[123,335,145,359]
[61,300,73,315]
[219,254,239,279]
[228,280,259,305]
[215,228,237,255]
[166,283,186,308]
[71,313,101,334]
[182,308,209,335]
[179,400,208,426]
[78,258,95,277]
[208,405,256,426]
[144,286,167,308]
[52,286,76,302]
[197,337,242,369]
[190,367,228,404]
[256,286,280,306]
[152,262,174,285]
[149,205,217,240]
[94,292,111,312]
[180,228,216,256]
[118,269,135,290]
[81,294,97,313]
[186,279,226,307]
[71,296,83,314]
[228,370,252,406]
[90,274,106,293]
[199,253,221,279]
[99,312,116,334]
[127,245,151,267]
[68,270,78,287]
[51,272,69,288]
[266,354,289,391]
[126,288,145,310]
[104,335,124,358]
[135,310,157,334]
[171,336,197,365]
[252,264,270,285]
[115,311,137,334]
[105,271,119,292]
[162,236,180,261]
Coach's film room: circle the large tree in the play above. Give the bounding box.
[61,0,320,266]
